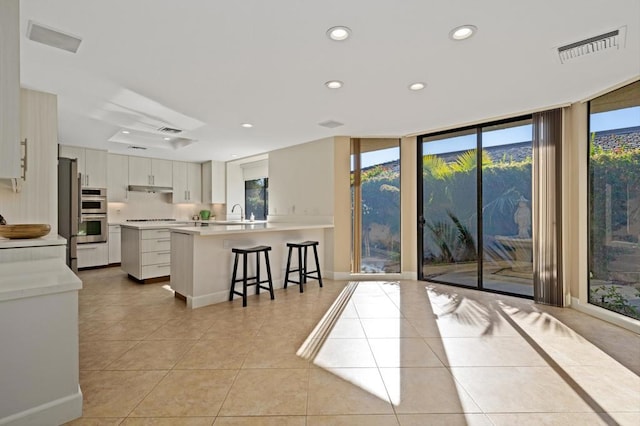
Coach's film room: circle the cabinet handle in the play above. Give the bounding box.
[20,139,27,180]
[157,251,171,255]
[157,239,170,242]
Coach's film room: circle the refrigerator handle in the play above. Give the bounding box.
[77,174,83,225]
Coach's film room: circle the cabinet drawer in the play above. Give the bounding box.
[141,238,171,252]
[141,229,170,240]
[141,251,171,266]
[142,263,170,279]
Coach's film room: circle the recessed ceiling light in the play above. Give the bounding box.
[409,82,426,91]
[163,137,171,141]
[121,130,130,134]
[327,26,351,41]
[325,80,343,89]
[231,154,238,158]
[449,25,477,41]
[241,123,253,128]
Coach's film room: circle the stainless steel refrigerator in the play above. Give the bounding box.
[58,157,79,273]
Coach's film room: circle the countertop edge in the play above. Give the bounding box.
[170,223,334,236]
[0,258,82,302]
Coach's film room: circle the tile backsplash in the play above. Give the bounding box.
[107,191,225,223]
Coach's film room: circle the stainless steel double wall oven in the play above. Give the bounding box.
[79,187,107,243]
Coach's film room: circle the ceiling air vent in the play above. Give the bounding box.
[158,126,183,134]
[128,145,147,150]
[557,27,626,64]
[318,120,344,129]
[26,21,82,53]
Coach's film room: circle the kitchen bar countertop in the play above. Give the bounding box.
[119,221,194,230]
[171,222,333,237]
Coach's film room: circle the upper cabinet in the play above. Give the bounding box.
[107,153,129,202]
[172,161,201,203]
[202,161,226,204]
[128,157,172,187]
[0,0,21,179]
[59,145,107,188]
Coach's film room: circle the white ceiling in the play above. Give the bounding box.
[19,0,640,162]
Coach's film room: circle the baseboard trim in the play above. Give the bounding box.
[0,386,82,426]
[570,297,640,334]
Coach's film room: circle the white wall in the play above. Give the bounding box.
[268,137,334,223]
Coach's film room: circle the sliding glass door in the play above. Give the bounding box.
[420,129,478,287]
[418,117,534,297]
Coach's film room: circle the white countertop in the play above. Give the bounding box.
[120,221,194,230]
[0,235,67,249]
[0,258,82,302]
[171,222,333,236]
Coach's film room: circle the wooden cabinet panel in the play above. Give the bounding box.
[202,161,226,204]
[128,156,152,186]
[0,0,20,178]
[151,159,173,187]
[84,149,107,188]
[172,161,201,203]
[108,225,121,264]
[59,146,107,188]
[107,154,129,202]
[77,242,108,268]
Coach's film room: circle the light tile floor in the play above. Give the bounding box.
[67,267,640,425]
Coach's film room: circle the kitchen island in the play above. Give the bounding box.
[120,221,194,282]
[170,222,333,308]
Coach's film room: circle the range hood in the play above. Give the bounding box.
[127,185,173,193]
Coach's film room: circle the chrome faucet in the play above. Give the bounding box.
[231,203,244,221]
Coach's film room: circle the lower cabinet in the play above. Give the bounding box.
[77,242,109,268]
[121,227,172,280]
[108,225,121,264]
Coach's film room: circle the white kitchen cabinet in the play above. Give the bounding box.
[121,226,173,280]
[107,153,129,202]
[59,145,107,188]
[108,224,121,264]
[172,161,201,203]
[77,242,108,268]
[84,149,107,187]
[202,160,226,204]
[128,156,173,187]
[0,0,20,179]
[2,89,59,233]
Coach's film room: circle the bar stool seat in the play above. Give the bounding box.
[229,245,274,307]
[284,241,323,293]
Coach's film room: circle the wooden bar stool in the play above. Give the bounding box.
[284,241,323,293]
[229,245,274,307]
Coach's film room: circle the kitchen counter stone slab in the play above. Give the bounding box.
[0,235,66,249]
[0,257,81,302]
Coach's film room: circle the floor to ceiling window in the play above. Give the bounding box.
[418,117,534,297]
[588,81,640,320]
[351,138,401,273]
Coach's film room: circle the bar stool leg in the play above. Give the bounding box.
[297,245,304,293]
[229,252,239,301]
[284,246,293,289]
[313,244,323,287]
[242,252,248,307]
[264,250,275,300]
[255,252,261,295]
[303,246,309,284]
